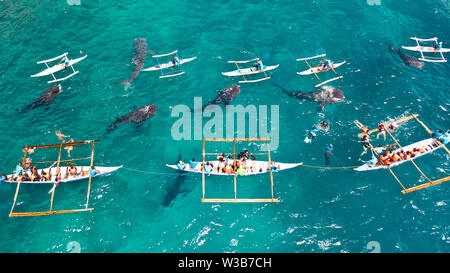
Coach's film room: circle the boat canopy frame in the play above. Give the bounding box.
[152,50,186,78]
[354,114,450,194]
[201,138,280,203]
[296,53,344,87]
[8,139,101,217]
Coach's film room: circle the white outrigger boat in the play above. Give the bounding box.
[222,58,279,83]
[3,166,122,184]
[354,136,445,171]
[5,139,121,217]
[166,161,302,176]
[297,54,345,87]
[30,52,87,83]
[353,114,450,194]
[142,50,196,78]
[402,37,448,62]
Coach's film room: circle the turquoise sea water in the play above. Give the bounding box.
[0,0,449,253]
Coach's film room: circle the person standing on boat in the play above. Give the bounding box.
[324,144,333,164]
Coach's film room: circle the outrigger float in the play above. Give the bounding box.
[30,52,87,83]
[166,138,302,203]
[354,114,450,194]
[222,58,279,83]
[402,37,449,62]
[142,50,197,78]
[4,139,122,217]
[297,54,345,87]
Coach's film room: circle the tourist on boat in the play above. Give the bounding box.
[432,129,443,139]
[433,41,443,53]
[224,164,233,174]
[172,55,180,66]
[376,123,386,140]
[390,152,401,162]
[15,163,25,176]
[218,157,226,173]
[236,165,246,176]
[226,155,234,166]
[267,162,278,172]
[1,174,7,182]
[189,158,200,169]
[68,164,78,176]
[89,166,101,176]
[204,162,213,175]
[252,59,264,71]
[40,170,47,181]
[321,59,331,71]
[238,150,250,160]
[176,161,185,171]
[16,172,24,182]
[325,144,333,163]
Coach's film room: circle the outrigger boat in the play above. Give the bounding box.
[222,58,279,83]
[167,138,302,203]
[354,114,450,194]
[297,54,345,87]
[142,50,197,78]
[4,139,122,217]
[166,161,302,176]
[402,37,449,62]
[354,136,446,171]
[30,52,87,83]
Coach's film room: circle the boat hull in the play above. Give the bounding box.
[222,65,279,77]
[401,46,450,53]
[3,165,122,184]
[166,160,302,176]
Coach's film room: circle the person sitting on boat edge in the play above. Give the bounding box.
[68,164,78,176]
[189,158,200,169]
[321,59,331,71]
[176,160,186,171]
[362,154,378,167]
[236,165,246,176]
[1,174,7,182]
[89,166,101,177]
[172,55,181,66]
[204,162,213,176]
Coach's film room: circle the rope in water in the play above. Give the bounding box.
[299,164,359,170]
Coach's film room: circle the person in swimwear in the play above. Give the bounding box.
[55,130,70,141]
[376,123,386,140]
